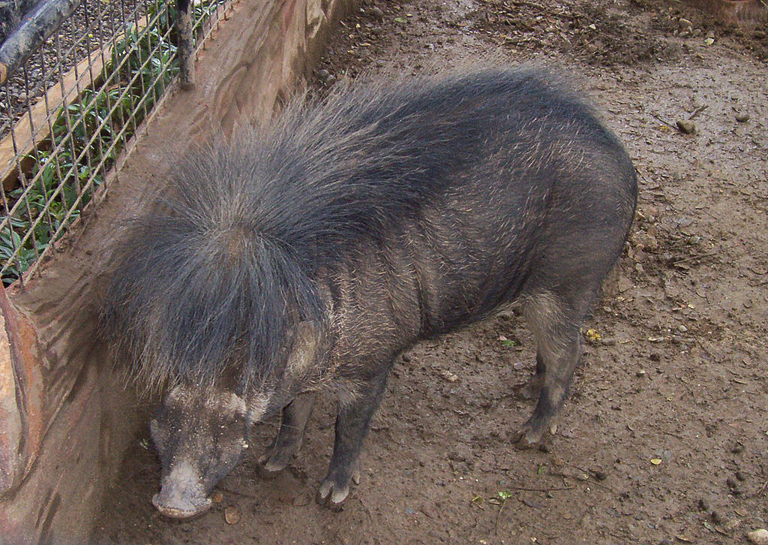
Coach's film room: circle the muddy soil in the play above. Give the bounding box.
[93,0,768,542]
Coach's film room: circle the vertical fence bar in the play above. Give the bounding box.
[177,0,194,90]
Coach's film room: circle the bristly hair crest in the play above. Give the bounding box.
[101,145,327,392]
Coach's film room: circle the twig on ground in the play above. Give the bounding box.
[689,104,708,120]
[216,486,259,499]
[650,112,676,129]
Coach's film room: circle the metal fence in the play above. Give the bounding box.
[0,0,231,285]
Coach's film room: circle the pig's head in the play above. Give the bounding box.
[149,384,269,519]
[148,320,328,519]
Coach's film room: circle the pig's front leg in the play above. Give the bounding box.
[259,393,317,474]
[317,367,390,508]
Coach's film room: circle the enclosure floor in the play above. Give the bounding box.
[93,0,768,542]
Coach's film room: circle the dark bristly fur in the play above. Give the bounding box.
[103,67,635,393]
[103,66,639,516]
[101,146,327,391]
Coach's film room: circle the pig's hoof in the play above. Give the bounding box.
[316,467,361,510]
[317,479,349,510]
[257,454,289,479]
[258,441,302,478]
[257,436,305,478]
[256,463,285,479]
[513,424,551,452]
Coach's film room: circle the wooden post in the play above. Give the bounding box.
[0,0,83,85]
[0,0,41,43]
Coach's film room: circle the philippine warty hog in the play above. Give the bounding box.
[102,66,637,518]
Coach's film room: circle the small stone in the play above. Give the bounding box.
[677,325,688,333]
[748,529,768,545]
[636,369,647,377]
[677,119,696,134]
[211,491,224,503]
[731,442,745,454]
[736,113,750,123]
[698,498,709,511]
[317,69,330,82]
[439,370,459,383]
[630,230,659,251]
[371,6,384,18]
[326,75,337,85]
[225,505,242,525]
[735,470,746,482]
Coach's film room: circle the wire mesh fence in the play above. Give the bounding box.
[0,0,231,285]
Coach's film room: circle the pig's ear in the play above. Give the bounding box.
[285,321,321,378]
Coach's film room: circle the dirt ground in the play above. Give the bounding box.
[92,0,768,542]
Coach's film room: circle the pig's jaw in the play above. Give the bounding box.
[152,460,212,519]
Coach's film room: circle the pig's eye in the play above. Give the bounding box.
[150,419,168,450]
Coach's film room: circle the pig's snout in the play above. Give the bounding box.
[152,462,212,519]
[152,488,211,519]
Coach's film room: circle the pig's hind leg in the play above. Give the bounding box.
[520,352,546,400]
[516,290,589,450]
[258,393,317,474]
